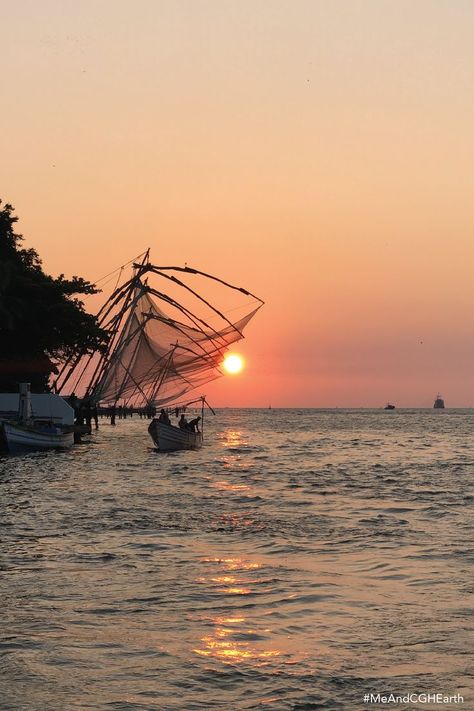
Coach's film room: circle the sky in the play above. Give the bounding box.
[2,0,474,406]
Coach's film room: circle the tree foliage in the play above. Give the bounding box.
[0,201,107,392]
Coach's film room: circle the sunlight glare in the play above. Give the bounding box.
[223,353,245,374]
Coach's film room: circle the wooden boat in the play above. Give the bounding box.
[1,383,74,453]
[384,403,395,410]
[2,421,74,453]
[148,420,202,452]
[147,396,210,452]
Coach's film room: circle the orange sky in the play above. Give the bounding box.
[3,1,474,406]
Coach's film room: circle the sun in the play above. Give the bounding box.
[223,353,245,375]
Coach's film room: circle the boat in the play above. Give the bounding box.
[148,420,202,451]
[2,421,74,453]
[384,403,395,410]
[1,383,74,453]
[53,251,263,451]
[148,412,203,452]
[147,395,210,451]
[433,393,445,409]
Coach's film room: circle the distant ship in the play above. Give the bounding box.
[384,403,395,410]
[433,394,445,409]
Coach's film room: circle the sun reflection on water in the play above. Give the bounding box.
[193,620,281,665]
[193,636,281,664]
[222,430,245,447]
[200,557,261,570]
[193,556,282,665]
[211,481,251,491]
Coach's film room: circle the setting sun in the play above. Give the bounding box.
[223,354,245,375]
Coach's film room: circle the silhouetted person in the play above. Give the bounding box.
[186,416,201,432]
[158,408,171,425]
[178,414,188,429]
[71,395,84,444]
[68,393,79,413]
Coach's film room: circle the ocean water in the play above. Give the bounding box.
[0,409,472,711]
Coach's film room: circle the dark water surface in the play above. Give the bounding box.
[1,409,472,710]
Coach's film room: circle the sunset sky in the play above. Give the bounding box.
[3,1,474,406]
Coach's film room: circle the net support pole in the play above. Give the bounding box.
[201,395,205,441]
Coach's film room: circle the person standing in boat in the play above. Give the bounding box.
[178,414,188,429]
[186,416,201,432]
[158,409,171,425]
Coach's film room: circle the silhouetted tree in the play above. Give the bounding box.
[0,200,107,392]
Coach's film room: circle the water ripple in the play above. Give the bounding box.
[1,409,473,709]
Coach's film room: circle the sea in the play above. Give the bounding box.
[0,409,472,711]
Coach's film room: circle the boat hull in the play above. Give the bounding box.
[148,420,202,452]
[2,422,74,453]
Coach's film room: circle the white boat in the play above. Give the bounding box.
[1,383,74,453]
[148,419,202,452]
[53,251,264,451]
[2,421,74,453]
